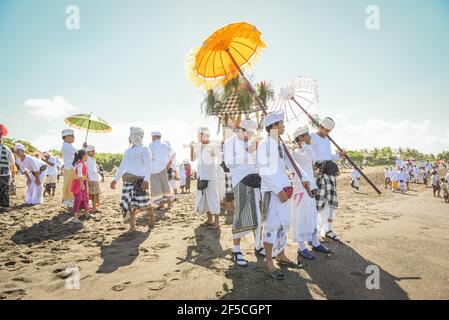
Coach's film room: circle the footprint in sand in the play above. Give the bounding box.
[151,243,170,250]
[112,284,126,292]
[147,279,167,291]
[142,253,160,262]
[0,288,25,300]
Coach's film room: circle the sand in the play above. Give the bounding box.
[1,167,448,300]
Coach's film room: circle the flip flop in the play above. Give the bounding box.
[207,224,220,230]
[264,268,286,280]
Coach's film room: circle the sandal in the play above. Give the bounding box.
[254,247,266,257]
[264,268,286,280]
[325,231,340,241]
[233,252,248,267]
[276,258,301,269]
[299,249,316,260]
[312,244,331,254]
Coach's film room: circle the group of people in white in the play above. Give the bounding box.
[0,113,348,280]
[383,159,449,202]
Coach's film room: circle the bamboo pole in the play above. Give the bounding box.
[291,97,382,195]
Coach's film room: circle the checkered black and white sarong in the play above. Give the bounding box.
[315,173,338,210]
[120,180,150,216]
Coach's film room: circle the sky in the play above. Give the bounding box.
[1,0,449,161]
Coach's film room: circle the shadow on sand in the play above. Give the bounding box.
[97,230,150,274]
[219,241,412,300]
[11,210,83,245]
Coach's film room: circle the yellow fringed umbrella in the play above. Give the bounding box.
[186,22,266,90]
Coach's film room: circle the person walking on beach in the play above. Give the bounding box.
[61,129,87,210]
[224,119,264,266]
[398,167,407,193]
[191,127,221,229]
[42,152,58,197]
[86,145,101,213]
[351,167,361,193]
[178,160,187,194]
[384,166,391,189]
[149,131,174,210]
[0,124,15,209]
[291,125,330,263]
[15,143,47,205]
[431,171,441,197]
[310,117,346,242]
[71,150,90,223]
[184,161,192,194]
[257,110,301,280]
[111,127,155,232]
[390,168,399,192]
[441,178,449,203]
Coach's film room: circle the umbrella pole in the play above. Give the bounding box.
[85,119,91,143]
[225,50,313,197]
[291,97,382,195]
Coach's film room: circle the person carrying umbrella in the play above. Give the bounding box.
[0,124,15,209]
[257,110,305,280]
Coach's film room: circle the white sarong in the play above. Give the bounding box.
[291,190,317,243]
[26,169,47,205]
[195,178,220,215]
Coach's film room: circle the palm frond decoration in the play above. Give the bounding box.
[202,89,222,116]
[255,81,274,106]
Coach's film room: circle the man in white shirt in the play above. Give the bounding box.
[292,125,331,262]
[0,124,15,209]
[351,167,361,192]
[15,143,47,205]
[86,145,102,213]
[310,117,346,241]
[191,127,221,229]
[149,131,173,210]
[61,129,87,209]
[257,110,304,280]
[165,141,178,196]
[111,127,154,232]
[224,120,264,267]
[42,152,58,197]
[398,167,408,193]
[384,167,391,189]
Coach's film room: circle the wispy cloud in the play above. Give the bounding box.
[25,96,77,121]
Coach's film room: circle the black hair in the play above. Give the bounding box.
[72,149,87,167]
[265,121,282,133]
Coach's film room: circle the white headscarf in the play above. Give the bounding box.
[129,127,144,146]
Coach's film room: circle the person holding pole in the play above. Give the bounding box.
[310,117,346,242]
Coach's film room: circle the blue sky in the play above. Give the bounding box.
[1,0,448,157]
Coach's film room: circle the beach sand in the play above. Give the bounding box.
[1,167,448,300]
